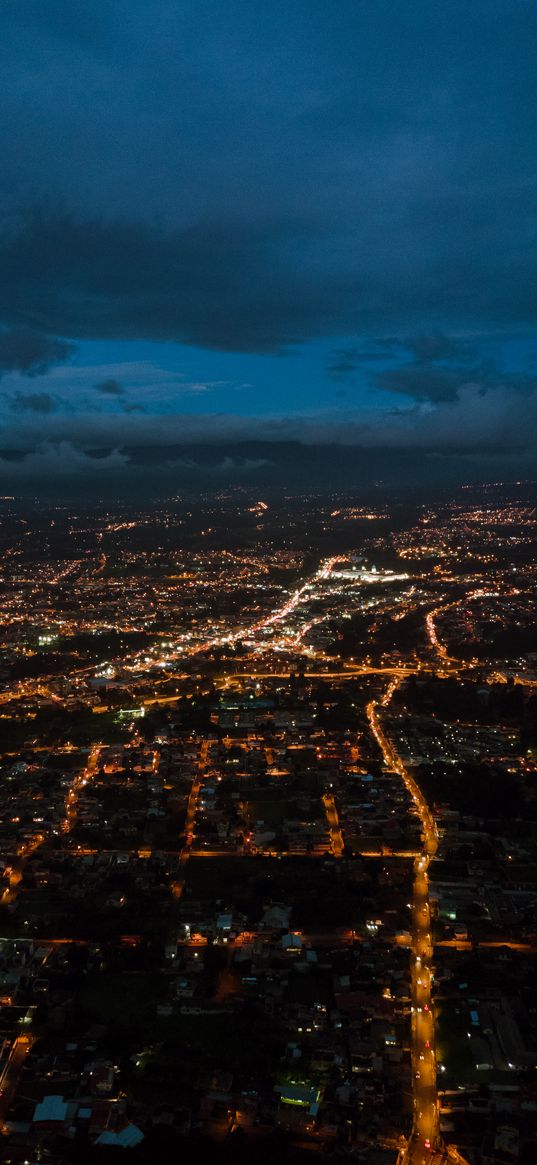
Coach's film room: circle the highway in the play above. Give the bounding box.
[217,665,419,680]
[144,665,424,707]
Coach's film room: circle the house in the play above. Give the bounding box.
[95,1123,144,1147]
[33,1094,69,1128]
[276,1082,320,1113]
[282,933,302,951]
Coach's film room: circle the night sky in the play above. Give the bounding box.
[1,1,537,492]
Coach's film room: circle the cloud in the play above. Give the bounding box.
[375,363,477,403]
[0,441,129,479]
[0,382,533,494]
[0,437,272,484]
[354,383,537,453]
[31,360,219,397]
[4,391,57,414]
[0,328,74,378]
[0,209,340,355]
[357,331,536,404]
[3,196,534,365]
[218,456,271,471]
[326,348,363,381]
[2,0,537,363]
[327,333,479,386]
[166,455,272,473]
[0,378,533,456]
[403,333,476,364]
[0,0,537,461]
[95,377,124,395]
[374,354,537,404]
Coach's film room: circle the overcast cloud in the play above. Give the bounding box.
[0,1,536,486]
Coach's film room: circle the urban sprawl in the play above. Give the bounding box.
[0,486,535,1165]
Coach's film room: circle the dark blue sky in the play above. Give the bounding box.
[1,0,537,488]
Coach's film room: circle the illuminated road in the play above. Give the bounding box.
[219,665,420,680]
[0,1035,33,1126]
[183,554,347,660]
[367,684,449,1165]
[410,855,440,1164]
[1,563,534,719]
[173,739,210,900]
[144,665,424,707]
[322,792,344,857]
[424,588,519,683]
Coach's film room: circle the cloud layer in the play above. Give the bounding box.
[0,0,535,484]
[1,2,537,357]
